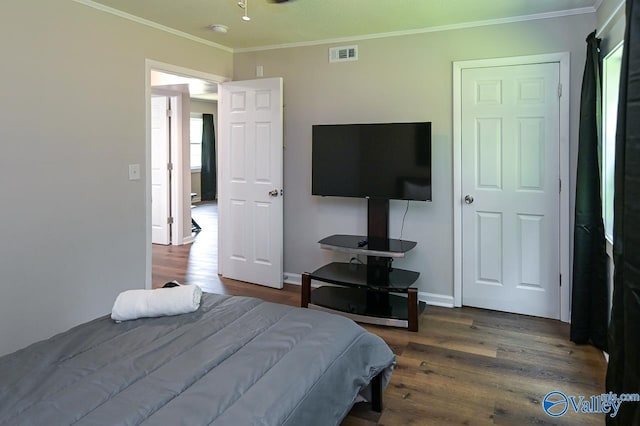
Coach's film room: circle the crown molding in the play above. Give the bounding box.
[596,0,626,38]
[235,6,596,53]
[72,0,596,55]
[71,0,234,53]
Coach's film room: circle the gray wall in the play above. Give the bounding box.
[191,173,202,202]
[0,0,232,356]
[234,13,596,300]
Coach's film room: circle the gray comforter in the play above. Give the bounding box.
[0,293,395,425]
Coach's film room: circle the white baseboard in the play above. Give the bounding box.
[419,292,455,308]
[283,272,302,286]
[182,235,195,245]
[283,271,455,308]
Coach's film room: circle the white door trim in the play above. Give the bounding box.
[150,93,172,245]
[452,52,571,322]
[144,59,229,289]
[151,90,183,246]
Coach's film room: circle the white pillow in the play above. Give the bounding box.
[111,284,202,322]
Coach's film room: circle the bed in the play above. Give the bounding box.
[0,293,395,425]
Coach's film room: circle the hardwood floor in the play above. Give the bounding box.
[153,203,607,425]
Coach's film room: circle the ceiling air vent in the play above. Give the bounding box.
[329,45,358,63]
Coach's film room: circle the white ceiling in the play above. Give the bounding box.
[150,70,219,100]
[82,0,600,51]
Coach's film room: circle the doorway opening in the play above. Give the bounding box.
[145,60,227,289]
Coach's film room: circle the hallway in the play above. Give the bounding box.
[152,202,219,291]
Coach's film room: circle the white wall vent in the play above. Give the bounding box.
[329,45,358,63]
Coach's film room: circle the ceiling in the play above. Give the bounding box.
[85,0,600,51]
[151,70,219,100]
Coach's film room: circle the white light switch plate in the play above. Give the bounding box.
[129,164,141,180]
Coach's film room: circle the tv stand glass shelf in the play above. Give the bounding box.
[301,234,426,331]
[318,234,417,258]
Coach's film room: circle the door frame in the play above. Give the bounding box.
[452,52,571,322]
[144,59,229,289]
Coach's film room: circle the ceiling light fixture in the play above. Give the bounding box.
[209,24,229,34]
[237,0,251,21]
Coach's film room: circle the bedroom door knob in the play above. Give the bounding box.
[268,189,279,197]
[464,195,474,204]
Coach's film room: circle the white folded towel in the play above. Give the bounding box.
[111,284,202,322]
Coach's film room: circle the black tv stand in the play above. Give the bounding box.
[301,198,425,331]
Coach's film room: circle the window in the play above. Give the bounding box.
[190,115,203,171]
[602,42,623,243]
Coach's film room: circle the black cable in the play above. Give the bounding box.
[399,200,410,240]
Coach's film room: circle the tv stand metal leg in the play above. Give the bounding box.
[301,273,311,308]
[371,371,383,412]
[408,288,418,332]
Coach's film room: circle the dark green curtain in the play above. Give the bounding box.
[606,0,640,424]
[201,114,217,201]
[570,31,608,351]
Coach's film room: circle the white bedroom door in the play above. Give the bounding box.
[461,62,560,319]
[218,78,284,289]
[151,95,171,245]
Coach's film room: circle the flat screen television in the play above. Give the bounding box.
[312,122,432,201]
